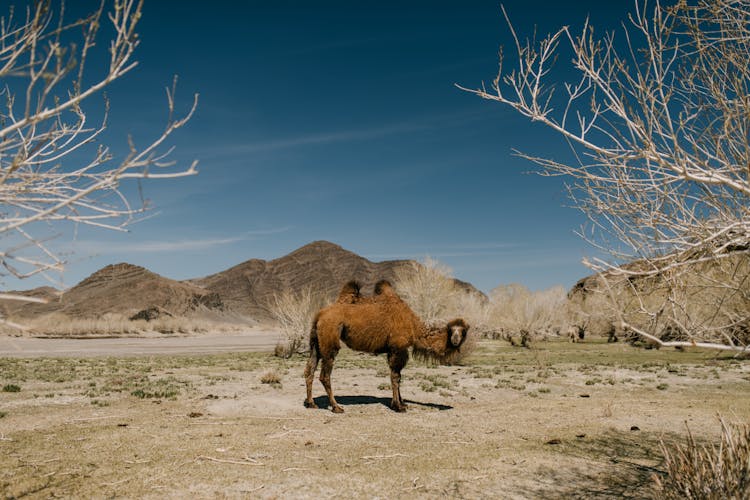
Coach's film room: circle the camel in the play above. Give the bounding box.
[304,280,469,413]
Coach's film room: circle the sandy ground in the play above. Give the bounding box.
[1,339,749,498]
[0,328,282,357]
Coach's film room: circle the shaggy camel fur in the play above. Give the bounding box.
[305,280,469,413]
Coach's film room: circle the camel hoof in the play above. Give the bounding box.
[304,400,318,409]
[332,406,344,414]
[390,403,407,413]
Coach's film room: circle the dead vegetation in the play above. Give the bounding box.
[654,418,750,499]
[1,339,748,497]
[266,286,325,358]
[20,312,245,337]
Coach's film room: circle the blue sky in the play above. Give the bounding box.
[10,1,631,293]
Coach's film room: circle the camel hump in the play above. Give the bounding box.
[374,280,394,295]
[336,280,362,303]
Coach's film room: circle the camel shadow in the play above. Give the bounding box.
[312,394,452,411]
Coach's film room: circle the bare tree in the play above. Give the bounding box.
[0,0,197,300]
[394,257,461,324]
[462,0,750,351]
[488,284,567,346]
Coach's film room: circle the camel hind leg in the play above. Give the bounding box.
[304,318,322,409]
[304,345,319,408]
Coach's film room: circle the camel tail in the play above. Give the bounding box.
[308,312,321,357]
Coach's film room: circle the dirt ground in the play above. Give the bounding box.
[1,339,749,499]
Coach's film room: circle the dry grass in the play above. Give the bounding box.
[260,370,282,386]
[267,286,324,358]
[654,418,750,499]
[1,339,749,497]
[24,312,244,337]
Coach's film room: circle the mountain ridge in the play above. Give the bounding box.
[2,241,484,324]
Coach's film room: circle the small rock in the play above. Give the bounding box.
[579,394,590,398]
[576,434,586,439]
[630,425,640,431]
[545,438,562,445]
[188,412,203,418]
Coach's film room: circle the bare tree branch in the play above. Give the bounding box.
[0,0,197,292]
[464,0,750,351]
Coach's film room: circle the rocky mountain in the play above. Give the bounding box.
[1,241,485,323]
[6,263,222,320]
[189,240,417,319]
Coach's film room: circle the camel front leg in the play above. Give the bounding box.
[387,349,409,412]
[319,358,344,413]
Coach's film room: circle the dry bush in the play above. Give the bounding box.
[25,312,233,336]
[395,257,489,327]
[394,257,461,324]
[260,370,282,386]
[267,286,324,358]
[488,284,567,346]
[654,419,750,499]
[571,255,750,350]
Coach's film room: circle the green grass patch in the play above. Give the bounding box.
[129,376,191,400]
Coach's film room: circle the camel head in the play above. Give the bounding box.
[447,318,469,350]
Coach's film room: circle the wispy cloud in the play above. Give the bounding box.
[214,123,428,156]
[198,108,490,160]
[70,227,291,254]
[99,237,247,253]
[364,241,523,261]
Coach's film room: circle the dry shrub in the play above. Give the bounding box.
[267,286,324,358]
[260,370,282,386]
[487,284,567,346]
[395,257,488,326]
[394,257,461,324]
[25,312,234,336]
[654,419,750,499]
[393,258,571,348]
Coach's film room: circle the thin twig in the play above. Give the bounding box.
[361,453,409,460]
[196,455,264,466]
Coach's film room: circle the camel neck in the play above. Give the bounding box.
[412,326,448,357]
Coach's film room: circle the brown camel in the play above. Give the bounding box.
[304,280,469,413]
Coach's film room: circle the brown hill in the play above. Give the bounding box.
[8,263,222,320]
[2,241,485,324]
[190,241,418,319]
[0,286,62,320]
